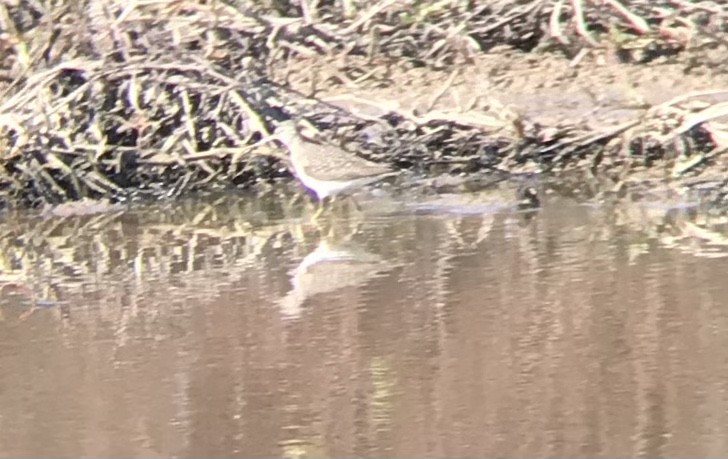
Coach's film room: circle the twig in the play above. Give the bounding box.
[342,0,399,34]
[550,0,568,44]
[572,0,599,46]
[664,101,728,140]
[425,68,460,112]
[603,0,651,34]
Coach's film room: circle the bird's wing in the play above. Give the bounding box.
[300,144,394,182]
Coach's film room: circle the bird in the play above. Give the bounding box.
[272,120,397,214]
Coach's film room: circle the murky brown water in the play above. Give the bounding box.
[2,187,728,457]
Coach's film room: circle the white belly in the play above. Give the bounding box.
[298,173,381,200]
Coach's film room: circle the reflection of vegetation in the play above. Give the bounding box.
[4,186,728,455]
[2,187,728,323]
[612,192,728,260]
[1,185,727,339]
[280,439,314,459]
[279,434,328,459]
[370,356,396,432]
[0,194,306,325]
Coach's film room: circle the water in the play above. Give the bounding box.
[1,187,728,457]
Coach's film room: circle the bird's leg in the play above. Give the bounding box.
[324,215,336,239]
[313,196,329,221]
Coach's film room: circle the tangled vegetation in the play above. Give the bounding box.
[0,0,727,208]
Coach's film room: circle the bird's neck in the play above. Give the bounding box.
[289,136,314,167]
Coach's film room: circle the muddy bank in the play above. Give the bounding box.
[1,0,727,209]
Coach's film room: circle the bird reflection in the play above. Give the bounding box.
[279,232,388,320]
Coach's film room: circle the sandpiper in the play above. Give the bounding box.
[272,120,397,206]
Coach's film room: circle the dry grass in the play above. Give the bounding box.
[0,0,725,208]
